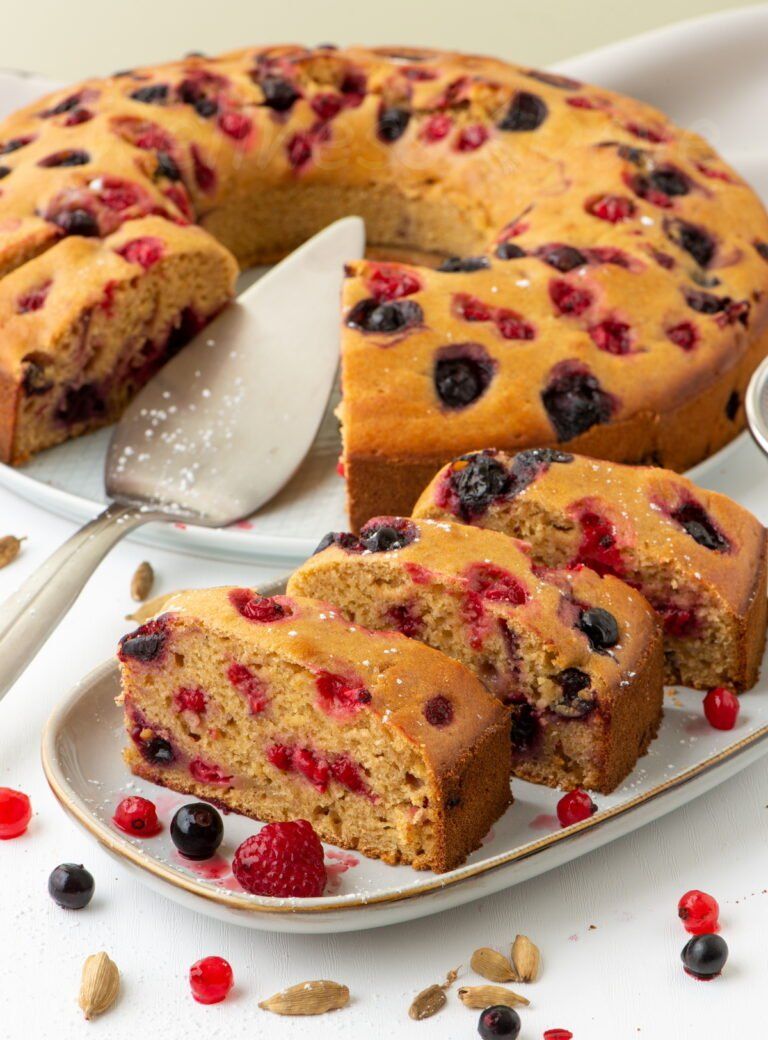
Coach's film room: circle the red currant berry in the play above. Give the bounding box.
[0,787,31,839]
[113,796,161,837]
[544,1031,574,1040]
[189,956,233,1004]
[678,889,719,935]
[703,687,740,730]
[556,789,597,827]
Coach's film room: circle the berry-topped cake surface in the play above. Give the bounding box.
[0,44,766,535]
[414,449,768,691]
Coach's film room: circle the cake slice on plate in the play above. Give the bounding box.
[288,517,664,793]
[118,589,511,873]
[413,449,767,690]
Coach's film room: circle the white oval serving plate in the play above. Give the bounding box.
[41,578,768,934]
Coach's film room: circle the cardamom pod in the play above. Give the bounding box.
[0,535,24,569]
[408,967,459,1020]
[511,934,540,982]
[78,952,119,1020]
[130,561,154,602]
[259,980,349,1016]
[458,985,530,1009]
[470,947,517,984]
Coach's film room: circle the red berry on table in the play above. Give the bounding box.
[0,787,31,839]
[544,1031,574,1040]
[556,789,597,827]
[189,956,234,1004]
[678,889,719,935]
[232,819,326,898]
[113,795,161,836]
[703,687,740,730]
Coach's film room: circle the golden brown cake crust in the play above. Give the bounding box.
[414,450,768,690]
[118,589,511,873]
[288,517,665,792]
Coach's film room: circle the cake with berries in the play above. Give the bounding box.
[288,517,664,792]
[0,217,236,462]
[414,449,768,690]
[0,46,765,489]
[118,588,511,873]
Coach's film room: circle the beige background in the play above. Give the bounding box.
[0,0,758,80]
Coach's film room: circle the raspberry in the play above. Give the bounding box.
[112,796,161,836]
[587,194,636,223]
[556,789,597,827]
[678,889,720,935]
[666,321,699,351]
[189,956,233,1004]
[703,687,740,730]
[174,687,207,714]
[0,788,31,839]
[232,820,327,898]
[116,235,165,269]
[217,111,252,140]
[366,263,421,301]
[229,589,290,622]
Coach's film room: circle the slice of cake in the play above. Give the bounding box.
[118,589,511,873]
[288,518,664,793]
[0,216,237,464]
[413,449,768,690]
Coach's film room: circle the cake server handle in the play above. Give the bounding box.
[0,501,165,702]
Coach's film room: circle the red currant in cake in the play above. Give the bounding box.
[112,795,161,836]
[232,820,327,898]
[678,889,719,935]
[556,789,597,827]
[0,787,31,839]
[189,956,234,1004]
[703,687,740,730]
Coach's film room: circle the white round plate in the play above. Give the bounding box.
[3,5,768,565]
[42,583,768,934]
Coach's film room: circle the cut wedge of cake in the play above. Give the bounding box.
[288,517,664,793]
[118,588,511,873]
[413,449,768,690]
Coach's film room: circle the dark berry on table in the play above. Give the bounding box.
[113,795,161,836]
[130,84,169,104]
[498,91,548,131]
[47,863,95,909]
[579,607,619,651]
[478,1004,521,1039]
[189,956,234,1004]
[557,788,597,827]
[678,889,720,935]
[51,208,100,237]
[423,694,454,727]
[434,344,495,409]
[232,819,326,897]
[553,667,594,717]
[703,686,740,730]
[346,297,423,334]
[681,933,728,979]
[360,517,417,552]
[672,501,729,551]
[510,703,539,750]
[452,453,510,518]
[542,361,614,441]
[171,802,224,860]
[37,149,90,168]
[496,242,526,260]
[0,787,31,839]
[665,219,716,267]
[119,618,167,662]
[538,243,588,272]
[378,105,411,142]
[259,75,301,111]
[438,256,490,273]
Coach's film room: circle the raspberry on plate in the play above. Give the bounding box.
[232,820,327,898]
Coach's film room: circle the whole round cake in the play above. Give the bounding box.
[0,43,766,529]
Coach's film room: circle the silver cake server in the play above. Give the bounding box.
[0,216,365,700]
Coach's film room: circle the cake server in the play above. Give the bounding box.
[0,216,365,701]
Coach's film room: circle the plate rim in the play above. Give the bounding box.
[41,654,768,919]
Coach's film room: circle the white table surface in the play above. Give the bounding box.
[3,9,768,1036]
